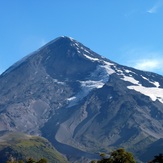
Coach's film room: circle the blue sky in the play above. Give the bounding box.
[1,0,163,75]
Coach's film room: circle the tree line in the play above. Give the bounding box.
[5,148,163,163]
[6,158,47,163]
[90,148,163,163]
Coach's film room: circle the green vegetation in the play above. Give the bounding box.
[6,157,47,163]
[0,132,67,163]
[1,133,163,163]
[91,148,136,163]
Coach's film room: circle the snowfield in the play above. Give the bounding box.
[121,74,163,103]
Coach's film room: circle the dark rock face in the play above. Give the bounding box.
[42,37,98,80]
[0,36,163,162]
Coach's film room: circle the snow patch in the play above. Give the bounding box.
[141,75,160,88]
[83,54,99,61]
[77,50,81,53]
[52,79,64,85]
[125,69,131,73]
[83,55,115,75]
[80,80,104,89]
[153,81,160,88]
[121,76,139,85]
[121,74,163,103]
[84,49,91,54]
[67,61,115,107]
[141,75,148,81]
[67,80,105,107]
[68,36,74,41]
[74,43,79,47]
[102,61,115,75]
[67,96,76,101]
[128,85,163,102]
[116,69,123,74]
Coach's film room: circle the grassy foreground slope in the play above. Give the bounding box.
[0,132,67,163]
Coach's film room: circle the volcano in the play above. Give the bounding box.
[0,36,163,162]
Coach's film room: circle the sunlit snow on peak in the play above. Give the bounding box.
[120,71,163,103]
[83,54,99,61]
[67,60,115,107]
[141,75,160,88]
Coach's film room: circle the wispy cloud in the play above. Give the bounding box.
[121,47,163,75]
[147,0,163,14]
[134,59,162,72]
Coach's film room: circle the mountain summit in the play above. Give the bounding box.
[0,36,163,162]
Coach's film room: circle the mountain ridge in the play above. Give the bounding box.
[0,36,163,162]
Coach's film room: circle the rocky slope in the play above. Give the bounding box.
[0,36,163,162]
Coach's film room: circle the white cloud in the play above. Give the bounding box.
[147,0,163,14]
[120,47,163,75]
[130,54,163,75]
[134,59,162,72]
[147,6,157,14]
